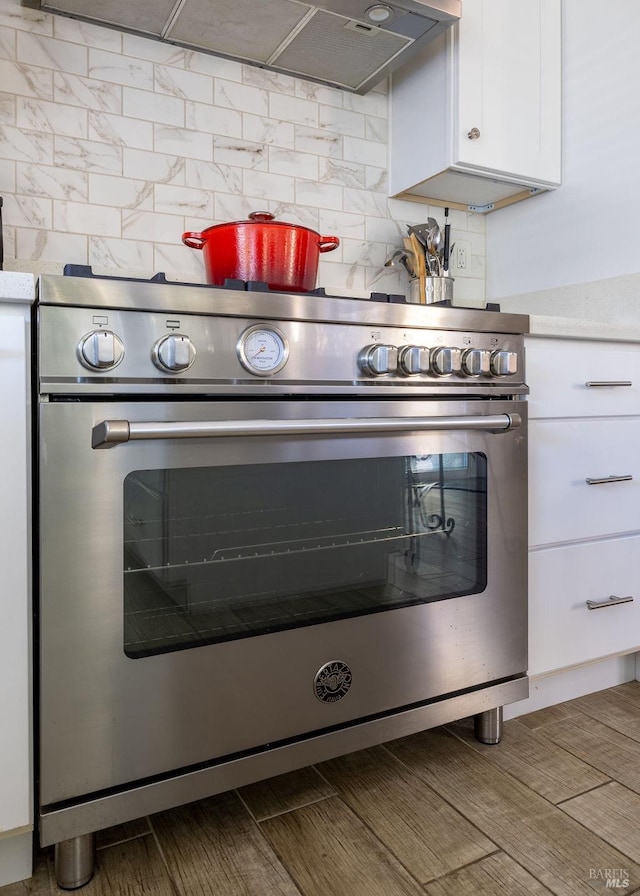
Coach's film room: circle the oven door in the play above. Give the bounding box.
[38,397,527,805]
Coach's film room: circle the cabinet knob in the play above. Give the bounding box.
[467,127,481,140]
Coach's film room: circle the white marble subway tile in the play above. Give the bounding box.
[451,277,485,304]
[340,237,388,268]
[0,91,16,124]
[154,183,213,219]
[319,158,366,189]
[154,64,213,104]
[54,72,121,113]
[154,124,212,161]
[365,165,387,193]
[3,224,15,261]
[18,162,88,202]
[53,16,122,52]
[186,159,242,196]
[343,134,386,168]
[268,203,319,230]
[465,210,486,233]
[269,91,317,128]
[294,124,342,159]
[156,241,208,282]
[89,111,152,150]
[124,148,185,185]
[0,0,51,36]
[243,114,294,149]
[365,215,407,245]
[318,105,365,138]
[185,50,242,82]
[0,58,52,100]
[54,136,122,174]
[269,147,318,180]
[18,97,87,138]
[213,136,267,171]
[295,179,343,211]
[54,199,121,236]
[215,79,268,116]
[89,48,154,90]
[89,174,153,210]
[317,209,365,241]
[122,209,186,244]
[315,258,366,293]
[1,125,52,163]
[0,157,16,193]
[123,34,184,67]
[0,22,15,59]
[17,228,87,264]
[365,115,386,144]
[343,186,388,218]
[214,193,267,224]
[366,264,406,295]
[186,101,242,138]
[17,32,87,77]
[295,80,343,108]
[7,194,51,229]
[343,83,388,118]
[89,235,154,274]
[242,66,297,96]
[123,86,183,126]
[242,169,295,205]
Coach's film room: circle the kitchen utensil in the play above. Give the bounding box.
[182,212,340,293]
[427,225,442,276]
[408,231,427,302]
[408,276,454,305]
[443,207,451,275]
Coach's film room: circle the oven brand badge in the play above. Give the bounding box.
[314,661,352,703]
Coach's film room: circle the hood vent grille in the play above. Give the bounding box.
[22,0,460,94]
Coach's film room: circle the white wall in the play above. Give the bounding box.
[486,0,640,301]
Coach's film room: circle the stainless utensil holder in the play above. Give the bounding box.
[408,276,454,305]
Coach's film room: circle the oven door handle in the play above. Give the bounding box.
[91,413,522,449]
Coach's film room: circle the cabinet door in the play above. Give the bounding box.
[529,418,640,546]
[454,0,561,186]
[529,536,640,675]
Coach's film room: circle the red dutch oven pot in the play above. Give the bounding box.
[182,211,340,293]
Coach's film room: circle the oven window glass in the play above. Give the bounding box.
[123,453,487,658]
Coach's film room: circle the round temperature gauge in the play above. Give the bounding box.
[237,325,289,376]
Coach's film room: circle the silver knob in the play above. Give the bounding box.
[490,350,518,377]
[461,348,491,377]
[398,345,430,376]
[468,127,481,140]
[78,330,124,370]
[430,346,461,376]
[358,344,398,376]
[152,334,196,372]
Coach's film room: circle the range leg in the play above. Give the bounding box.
[54,833,96,890]
[474,706,503,744]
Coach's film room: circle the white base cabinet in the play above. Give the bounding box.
[389,0,561,212]
[0,293,34,887]
[525,335,640,690]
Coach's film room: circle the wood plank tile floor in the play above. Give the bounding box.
[6,682,640,896]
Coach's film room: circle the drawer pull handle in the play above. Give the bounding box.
[585,381,632,387]
[585,474,633,485]
[587,595,634,610]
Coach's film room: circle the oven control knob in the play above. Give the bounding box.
[78,329,124,370]
[490,350,518,377]
[152,334,196,372]
[461,348,491,377]
[430,346,462,376]
[358,344,398,376]
[398,345,430,376]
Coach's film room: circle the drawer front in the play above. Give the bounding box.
[529,536,640,675]
[529,418,640,546]
[526,338,640,418]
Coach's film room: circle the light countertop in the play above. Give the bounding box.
[527,314,640,343]
[0,272,36,303]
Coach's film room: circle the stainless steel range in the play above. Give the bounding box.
[34,269,529,889]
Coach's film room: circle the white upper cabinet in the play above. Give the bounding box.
[389,0,562,213]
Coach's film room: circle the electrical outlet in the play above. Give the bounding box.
[451,241,471,274]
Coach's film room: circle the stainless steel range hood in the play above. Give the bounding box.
[22,0,460,94]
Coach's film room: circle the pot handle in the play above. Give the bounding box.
[318,236,340,253]
[182,232,205,249]
[248,211,275,222]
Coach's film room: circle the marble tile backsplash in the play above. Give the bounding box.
[0,0,486,301]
